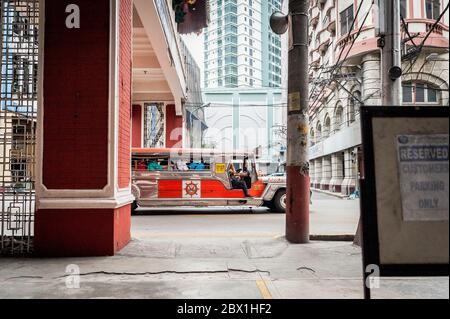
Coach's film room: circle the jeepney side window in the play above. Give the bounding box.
[187,157,211,171]
[132,156,148,171]
[132,155,170,171]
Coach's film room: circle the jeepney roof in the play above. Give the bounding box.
[132,148,256,157]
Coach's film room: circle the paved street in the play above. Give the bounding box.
[133,191,361,238]
[0,191,448,299]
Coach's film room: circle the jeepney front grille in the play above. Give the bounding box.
[0,0,39,255]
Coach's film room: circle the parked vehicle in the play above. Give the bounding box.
[131,148,287,213]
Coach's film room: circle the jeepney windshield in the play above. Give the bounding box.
[228,157,258,181]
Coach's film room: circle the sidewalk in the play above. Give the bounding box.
[311,188,350,199]
[0,192,446,299]
[0,238,448,299]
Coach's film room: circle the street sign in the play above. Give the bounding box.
[359,106,449,299]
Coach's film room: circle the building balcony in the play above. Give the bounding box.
[401,19,449,49]
[326,19,336,35]
[335,26,377,60]
[309,6,320,29]
[311,56,321,68]
[318,38,330,56]
[325,8,336,35]
[311,49,321,65]
[322,0,335,13]
[316,28,331,56]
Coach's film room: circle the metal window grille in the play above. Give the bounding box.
[0,0,39,255]
[144,103,165,148]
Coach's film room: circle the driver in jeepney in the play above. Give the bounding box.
[228,161,253,198]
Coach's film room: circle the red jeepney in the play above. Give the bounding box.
[131,148,287,213]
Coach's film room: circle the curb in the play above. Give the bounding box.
[310,234,355,242]
[311,188,349,199]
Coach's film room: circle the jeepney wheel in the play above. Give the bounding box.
[273,189,286,214]
[131,200,138,215]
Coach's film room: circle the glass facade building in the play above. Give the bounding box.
[203,0,283,88]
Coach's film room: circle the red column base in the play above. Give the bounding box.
[34,204,131,257]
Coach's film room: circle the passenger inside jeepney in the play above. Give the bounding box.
[228,162,252,198]
[175,159,189,171]
[240,158,252,189]
[189,161,206,170]
[147,161,163,171]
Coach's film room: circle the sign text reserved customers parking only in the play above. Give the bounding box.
[397,134,449,221]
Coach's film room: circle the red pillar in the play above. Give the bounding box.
[34,0,134,256]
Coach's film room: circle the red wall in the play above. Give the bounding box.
[43,0,110,189]
[35,206,130,257]
[132,105,143,148]
[165,104,183,148]
[114,204,131,252]
[118,0,133,189]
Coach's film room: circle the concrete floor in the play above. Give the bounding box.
[0,192,448,299]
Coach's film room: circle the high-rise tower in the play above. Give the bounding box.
[203,0,282,88]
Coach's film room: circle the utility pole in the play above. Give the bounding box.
[380,0,403,105]
[285,0,310,243]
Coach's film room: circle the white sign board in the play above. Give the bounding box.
[397,134,449,221]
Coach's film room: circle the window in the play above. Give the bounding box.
[144,103,165,148]
[12,55,20,93]
[340,5,354,36]
[225,55,237,64]
[225,14,237,24]
[23,60,30,95]
[402,82,440,104]
[225,75,238,87]
[13,12,21,35]
[400,0,408,18]
[32,63,38,95]
[225,3,237,14]
[348,90,361,124]
[426,0,441,20]
[316,122,322,142]
[323,115,331,138]
[334,104,344,132]
[225,44,237,54]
